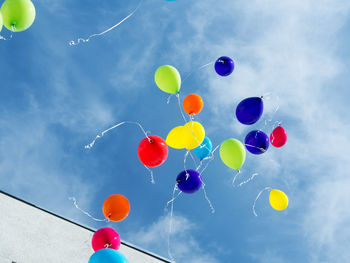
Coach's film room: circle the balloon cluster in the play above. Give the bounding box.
[88,194,131,262]
[155,56,289,213]
[84,56,289,262]
[235,96,289,212]
[0,0,35,33]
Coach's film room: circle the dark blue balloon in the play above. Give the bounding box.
[176,169,202,194]
[214,56,234,76]
[236,97,263,125]
[245,130,269,155]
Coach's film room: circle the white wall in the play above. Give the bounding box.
[0,192,169,263]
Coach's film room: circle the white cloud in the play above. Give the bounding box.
[167,0,350,262]
[304,177,350,263]
[126,213,220,263]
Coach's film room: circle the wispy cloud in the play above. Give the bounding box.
[167,0,350,262]
[126,213,220,263]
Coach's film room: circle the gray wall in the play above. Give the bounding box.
[0,192,169,263]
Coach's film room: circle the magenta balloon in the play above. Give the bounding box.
[92,227,121,252]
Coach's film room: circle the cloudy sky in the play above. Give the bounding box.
[1,0,350,262]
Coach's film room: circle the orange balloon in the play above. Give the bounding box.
[102,194,130,222]
[183,94,203,115]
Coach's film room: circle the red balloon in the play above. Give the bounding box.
[137,135,168,167]
[92,227,121,251]
[270,126,287,147]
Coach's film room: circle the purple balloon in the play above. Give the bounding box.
[176,169,202,194]
[236,97,263,125]
[214,56,234,76]
[245,130,269,155]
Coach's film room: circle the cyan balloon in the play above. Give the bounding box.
[193,136,212,160]
[89,249,129,263]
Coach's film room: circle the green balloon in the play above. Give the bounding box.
[220,138,246,170]
[1,0,36,32]
[0,12,3,32]
[154,65,181,94]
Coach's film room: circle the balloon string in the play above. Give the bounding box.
[196,145,220,172]
[196,160,203,171]
[261,94,280,130]
[188,150,198,167]
[167,184,179,263]
[232,170,241,185]
[236,173,258,187]
[261,92,271,100]
[252,187,272,217]
[0,25,15,41]
[197,154,213,173]
[166,187,182,208]
[245,143,267,153]
[85,120,150,149]
[184,150,190,173]
[182,61,215,83]
[69,0,144,46]
[176,93,189,123]
[199,177,215,214]
[69,197,108,222]
[143,164,155,184]
[167,94,175,104]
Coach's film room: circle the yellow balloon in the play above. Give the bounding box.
[183,121,205,150]
[269,189,288,211]
[166,126,187,149]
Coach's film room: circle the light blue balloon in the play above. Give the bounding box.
[89,249,129,263]
[193,136,212,160]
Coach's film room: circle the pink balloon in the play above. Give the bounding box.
[270,125,287,148]
[92,227,121,251]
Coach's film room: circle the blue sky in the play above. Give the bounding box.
[1,0,350,262]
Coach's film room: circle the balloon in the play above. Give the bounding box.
[236,97,264,125]
[269,189,288,211]
[89,249,129,263]
[137,135,168,167]
[183,94,203,115]
[154,65,181,94]
[1,0,36,32]
[219,138,246,170]
[166,122,205,150]
[176,169,202,194]
[245,130,269,154]
[102,194,130,222]
[166,126,187,149]
[0,13,3,32]
[270,125,287,148]
[183,121,205,150]
[92,227,121,252]
[214,56,234,76]
[193,136,212,160]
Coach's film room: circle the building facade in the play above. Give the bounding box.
[0,191,170,263]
